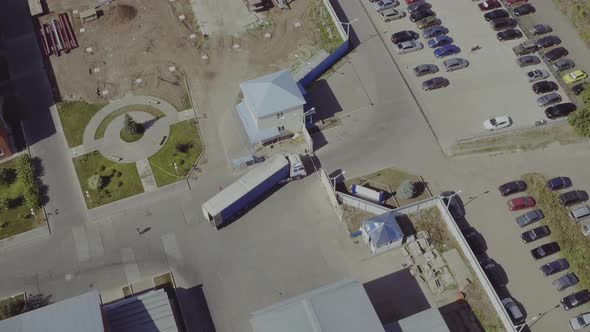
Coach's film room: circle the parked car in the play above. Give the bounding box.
[517,55,540,68]
[381,8,406,21]
[483,116,511,130]
[513,40,538,56]
[531,242,560,260]
[530,24,552,35]
[410,8,435,22]
[514,3,535,16]
[434,44,459,58]
[502,298,524,324]
[413,64,438,77]
[427,35,452,48]
[532,81,558,94]
[536,92,562,107]
[407,1,431,14]
[391,30,419,44]
[546,176,572,191]
[562,290,590,311]
[490,17,518,31]
[422,25,447,38]
[479,0,501,11]
[527,69,549,82]
[572,83,588,96]
[569,312,590,331]
[480,258,506,288]
[417,15,439,29]
[422,77,449,91]
[563,70,588,85]
[484,9,509,21]
[515,209,544,227]
[506,0,527,6]
[553,58,575,72]
[553,273,579,291]
[520,225,550,243]
[536,35,561,48]
[498,180,527,196]
[464,228,486,256]
[571,205,590,222]
[374,0,399,12]
[441,191,465,220]
[540,258,569,276]
[497,29,523,41]
[508,196,536,211]
[559,190,589,207]
[396,41,423,54]
[405,0,420,4]
[544,47,569,62]
[546,103,577,119]
[443,57,469,72]
[583,224,590,237]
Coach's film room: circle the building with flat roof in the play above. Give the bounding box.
[249,279,386,332]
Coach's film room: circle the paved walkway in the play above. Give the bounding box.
[136,159,157,192]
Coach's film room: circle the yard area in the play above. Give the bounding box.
[94,105,165,139]
[0,293,25,320]
[57,101,105,147]
[411,208,503,332]
[73,151,144,208]
[0,156,45,241]
[148,119,202,187]
[344,167,430,207]
[553,0,590,46]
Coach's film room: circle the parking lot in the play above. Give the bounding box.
[360,0,572,151]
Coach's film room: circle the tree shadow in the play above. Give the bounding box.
[141,117,160,131]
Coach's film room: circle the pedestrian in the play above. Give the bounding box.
[136,227,141,234]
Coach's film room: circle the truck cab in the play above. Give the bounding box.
[286,154,307,180]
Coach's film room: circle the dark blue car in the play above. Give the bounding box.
[428,35,453,48]
[546,176,572,191]
[434,44,460,58]
[540,258,569,276]
[422,25,447,39]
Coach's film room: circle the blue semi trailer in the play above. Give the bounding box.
[201,154,306,228]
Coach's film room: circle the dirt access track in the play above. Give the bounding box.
[41,0,333,112]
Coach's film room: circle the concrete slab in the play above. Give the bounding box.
[121,248,141,284]
[71,225,90,262]
[136,159,158,192]
[189,0,258,35]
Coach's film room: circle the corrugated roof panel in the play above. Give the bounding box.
[240,70,306,118]
[202,154,288,217]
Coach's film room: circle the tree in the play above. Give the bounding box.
[397,180,417,200]
[123,114,143,135]
[568,106,590,137]
[88,174,104,191]
[0,168,16,186]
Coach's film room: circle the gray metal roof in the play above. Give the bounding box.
[240,70,306,118]
[202,154,288,218]
[250,279,385,332]
[384,307,450,332]
[362,212,404,248]
[103,288,178,332]
[0,291,104,332]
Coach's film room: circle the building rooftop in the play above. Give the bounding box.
[249,279,385,332]
[240,70,306,118]
[0,291,104,332]
[384,307,450,332]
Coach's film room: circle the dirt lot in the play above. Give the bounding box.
[41,0,332,111]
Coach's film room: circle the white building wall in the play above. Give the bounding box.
[256,106,304,133]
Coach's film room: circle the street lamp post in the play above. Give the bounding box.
[515,304,561,331]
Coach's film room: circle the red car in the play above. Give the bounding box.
[479,0,501,11]
[406,0,420,4]
[506,0,528,7]
[507,196,536,211]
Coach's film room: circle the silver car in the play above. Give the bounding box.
[380,8,405,21]
[517,55,541,68]
[396,41,423,54]
[413,64,438,77]
[374,0,398,12]
[570,312,590,331]
[443,58,469,72]
[536,92,562,107]
[526,69,549,82]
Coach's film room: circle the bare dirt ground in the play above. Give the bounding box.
[42,0,202,110]
[41,0,327,112]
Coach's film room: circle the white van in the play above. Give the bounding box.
[571,205,590,222]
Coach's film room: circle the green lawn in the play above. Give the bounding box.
[148,119,203,187]
[73,151,144,208]
[57,101,106,147]
[0,157,44,240]
[310,0,344,53]
[95,105,165,139]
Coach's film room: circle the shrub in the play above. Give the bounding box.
[117,181,123,187]
[0,168,16,186]
[568,107,590,137]
[116,171,122,177]
[0,197,8,211]
[88,174,104,191]
[16,155,41,209]
[99,165,106,172]
[24,187,40,209]
[397,180,417,199]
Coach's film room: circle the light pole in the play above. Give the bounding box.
[442,190,462,209]
[329,171,346,190]
[515,304,560,331]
